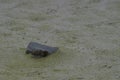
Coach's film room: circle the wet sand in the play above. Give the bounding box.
[0,0,120,80]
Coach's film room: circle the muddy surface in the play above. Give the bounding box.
[0,0,120,80]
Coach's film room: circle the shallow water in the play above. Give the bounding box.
[0,0,120,80]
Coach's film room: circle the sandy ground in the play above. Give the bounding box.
[0,0,120,80]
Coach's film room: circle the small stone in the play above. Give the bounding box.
[26,42,58,57]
